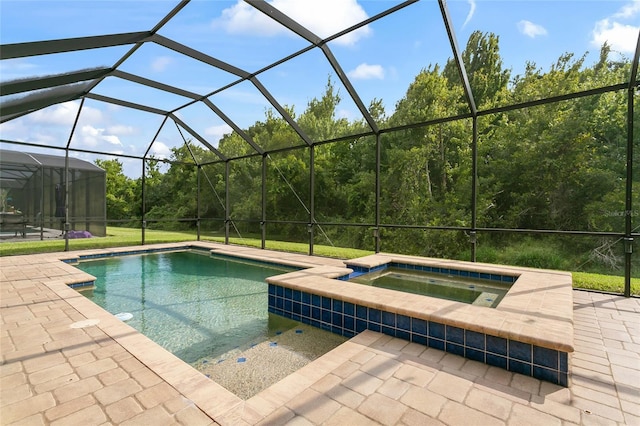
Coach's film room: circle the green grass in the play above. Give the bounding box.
[1,227,638,296]
[572,271,640,295]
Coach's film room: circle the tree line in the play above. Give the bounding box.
[96,31,638,274]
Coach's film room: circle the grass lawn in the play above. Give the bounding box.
[1,227,638,296]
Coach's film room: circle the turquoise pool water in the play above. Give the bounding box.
[350,268,512,307]
[76,251,326,361]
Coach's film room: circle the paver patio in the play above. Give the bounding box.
[1,243,638,425]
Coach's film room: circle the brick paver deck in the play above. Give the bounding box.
[1,243,638,425]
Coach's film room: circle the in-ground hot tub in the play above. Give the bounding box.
[266,253,574,386]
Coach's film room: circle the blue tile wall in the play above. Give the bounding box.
[268,283,569,386]
[346,262,518,284]
[68,281,94,289]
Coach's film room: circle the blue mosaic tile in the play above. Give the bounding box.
[382,311,395,327]
[560,352,568,373]
[412,334,427,346]
[369,308,382,324]
[533,366,558,384]
[533,346,558,370]
[284,287,292,299]
[486,335,507,356]
[430,322,445,340]
[312,294,321,307]
[292,314,301,322]
[344,302,355,317]
[344,315,355,331]
[396,329,410,341]
[356,319,367,333]
[486,353,507,369]
[466,348,485,362]
[332,299,343,313]
[284,300,292,312]
[321,296,331,310]
[411,318,427,336]
[268,295,275,306]
[382,326,395,337]
[311,307,321,320]
[301,304,310,317]
[331,326,342,335]
[276,286,284,297]
[356,305,367,320]
[275,298,284,309]
[459,270,470,277]
[332,312,343,327]
[509,341,532,363]
[465,330,485,350]
[292,290,301,302]
[428,338,445,351]
[301,292,311,304]
[397,314,411,332]
[344,330,356,338]
[509,359,532,376]
[446,342,464,356]
[446,326,464,344]
[558,373,568,387]
[292,302,301,315]
[321,310,331,324]
[268,286,276,295]
[369,323,381,332]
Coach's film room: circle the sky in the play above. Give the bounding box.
[1,0,639,177]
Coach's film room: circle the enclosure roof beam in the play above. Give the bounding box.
[250,77,313,146]
[0,67,112,96]
[150,34,250,79]
[111,70,202,100]
[248,0,379,133]
[202,99,264,155]
[85,93,169,116]
[438,0,477,116]
[170,114,228,161]
[0,32,151,60]
[0,82,92,117]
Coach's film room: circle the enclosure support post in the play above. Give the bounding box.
[375,133,381,253]
[63,97,84,251]
[225,161,230,245]
[309,145,315,256]
[623,85,635,297]
[471,116,478,262]
[261,154,267,250]
[196,165,201,241]
[141,159,146,245]
[39,164,44,241]
[64,151,69,252]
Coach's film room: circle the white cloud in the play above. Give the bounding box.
[205,124,233,142]
[592,1,640,53]
[27,101,81,126]
[151,56,173,72]
[107,125,136,135]
[347,63,385,80]
[79,125,123,149]
[463,0,476,28]
[517,20,548,38]
[148,141,172,159]
[213,0,371,46]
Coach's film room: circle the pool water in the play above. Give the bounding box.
[76,251,347,397]
[350,268,511,307]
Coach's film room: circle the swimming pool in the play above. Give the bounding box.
[75,250,347,398]
[349,267,512,307]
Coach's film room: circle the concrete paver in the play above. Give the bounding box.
[1,243,639,425]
